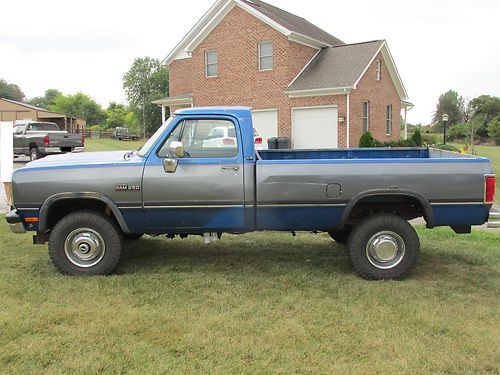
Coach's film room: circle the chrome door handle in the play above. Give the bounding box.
[221,166,239,171]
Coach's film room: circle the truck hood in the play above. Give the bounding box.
[22,151,144,170]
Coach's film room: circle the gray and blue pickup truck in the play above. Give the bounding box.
[5,107,498,279]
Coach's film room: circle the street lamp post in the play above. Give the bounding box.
[442,113,449,145]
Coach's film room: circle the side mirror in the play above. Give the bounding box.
[169,141,185,158]
[162,158,178,173]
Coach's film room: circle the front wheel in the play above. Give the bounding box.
[49,210,123,275]
[347,213,420,280]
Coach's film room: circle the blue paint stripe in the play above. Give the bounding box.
[14,162,145,173]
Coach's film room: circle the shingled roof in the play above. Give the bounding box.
[240,0,344,46]
[289,40,384,92]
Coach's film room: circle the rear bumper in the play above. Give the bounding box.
[487,210,500,229]
[5,210,26,234]
[41,146,85,154]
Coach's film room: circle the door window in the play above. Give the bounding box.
[158,119,238,158]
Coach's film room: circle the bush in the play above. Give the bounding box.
[422,134,437,145]
[359,132,376,147]
[435,144,459,151]
[411,129,423,146]
[487,118,500,145]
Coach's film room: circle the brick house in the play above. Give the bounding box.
[154,0,412,148]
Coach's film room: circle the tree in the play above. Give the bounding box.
[411,129,423,147]
[0,79,25,102]
[432,90,465,130]
[49,92,105,125]
[27,89,62,109]
[464,115,485,154]
[487,117,500,145]
[123,57,169,136]
[468,95,500,138]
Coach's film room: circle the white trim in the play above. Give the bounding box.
[163,0,330,66]
[375,59,382,81]
[288,49,321,88]
[353,41,409,101]
[362,101,370,132]
[287,87,352,98]
[287,32,329,49]
[291,104,339,111]
[346,92,350,148]
[258,41,274,71]
[386,104,393,136]
[353,41,385,89]
[251,108,278,113]
[186,1,237,53]
[153,96,194,107]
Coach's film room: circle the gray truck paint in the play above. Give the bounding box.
[8,107,496,236]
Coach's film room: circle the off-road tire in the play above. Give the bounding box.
[48,210,123,275]
[347,213,420,280]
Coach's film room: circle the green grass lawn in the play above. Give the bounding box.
[84,137,146,152]
[0,221,498,373]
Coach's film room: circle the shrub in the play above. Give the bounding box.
[422,134,437,145]
[359,132,376,147]
[435,144,459,151]
[447,123,468,141]
[411,129,423,146]
[399,139,416,147]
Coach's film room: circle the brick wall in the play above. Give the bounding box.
[169,5,402,148]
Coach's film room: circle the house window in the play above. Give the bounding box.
[205,50,218,77]
[386,105,393,135]
[258,41,273,71]
[376,60,382,81]
[362,101,370,132]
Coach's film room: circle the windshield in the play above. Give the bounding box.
[29,123,60,131]
[137,116,175,157]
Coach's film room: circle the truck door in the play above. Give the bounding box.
[142,116,245,232]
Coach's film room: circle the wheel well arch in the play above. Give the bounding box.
[337,190,434,229]
[39,193,131,234]
[29,143,38,150]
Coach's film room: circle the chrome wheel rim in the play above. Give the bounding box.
[366,231,405,269]
[31,150,37,160]
[64,228,106,268]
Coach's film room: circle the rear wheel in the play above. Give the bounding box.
[30,147,42,161]
[347,213,420,280]
[49,210,123,275]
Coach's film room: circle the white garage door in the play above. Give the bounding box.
[252,109,278,149]
[292,106,338,149]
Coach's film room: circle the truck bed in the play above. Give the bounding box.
[257,147,480,161]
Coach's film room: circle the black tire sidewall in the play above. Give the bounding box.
[30,148,41,161]
[347,214,420,280]
[49,211,123,275]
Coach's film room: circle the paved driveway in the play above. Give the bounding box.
[0,156,29,213]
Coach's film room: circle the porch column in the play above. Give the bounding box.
[404,107,408,140]
[161,106,166,124]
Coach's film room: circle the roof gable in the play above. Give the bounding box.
[164,0,344,65]
[287,40,408,100]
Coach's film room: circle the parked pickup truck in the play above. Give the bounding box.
[6,107,497,280]
[13,121,85,160]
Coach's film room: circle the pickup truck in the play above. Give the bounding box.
[13,121,85,160]
[5,107,498,280]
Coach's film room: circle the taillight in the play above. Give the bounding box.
[43,135,49,146]
[485,175,496,203]
[254,137,263,144]
[223,138,235,145]
[81,133,85,145]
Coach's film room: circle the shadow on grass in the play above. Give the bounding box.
[116,234,353,277]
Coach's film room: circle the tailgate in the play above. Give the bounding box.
[49,133,83,147]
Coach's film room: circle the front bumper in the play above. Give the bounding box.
[487,210,500,229]
[5,210,26,234]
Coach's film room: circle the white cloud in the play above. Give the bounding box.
[0,0,498,124]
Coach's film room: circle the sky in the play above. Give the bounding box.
[0,0,499,125]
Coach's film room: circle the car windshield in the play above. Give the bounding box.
[137,116,174,157]
[29,123,60,131]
